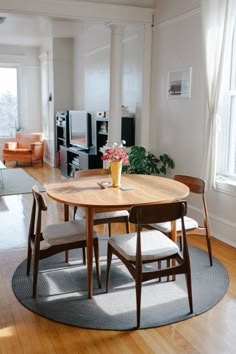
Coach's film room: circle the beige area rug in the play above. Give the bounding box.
[0,168,45,196]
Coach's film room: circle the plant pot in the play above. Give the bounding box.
[110,161,122,188]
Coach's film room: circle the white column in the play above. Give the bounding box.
[140,23,152,149]
[108,24,123,146]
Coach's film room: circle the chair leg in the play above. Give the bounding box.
[167,259,170,282]
[125,219,129,234]
[179,235,183,251]
[26,242,32,276]
[106,244,112,292]
[206,233,213,266]
[185,271,193,313]
[135,278,142,328]
[73,206,77,220]
[157,260,161,282]
[108,223,111,237]
[32,245,40,298]
[65,250,69,263]
[94,239,101,288]
[82,248,86,265]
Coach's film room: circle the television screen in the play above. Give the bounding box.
[69,111,92,150]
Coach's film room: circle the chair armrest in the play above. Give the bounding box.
[4,142,18,149]
[31,142,44,160]
[30,142,43,149]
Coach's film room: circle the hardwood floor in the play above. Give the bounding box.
[0,163,236,353]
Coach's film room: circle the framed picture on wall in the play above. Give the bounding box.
[167,67,192,98]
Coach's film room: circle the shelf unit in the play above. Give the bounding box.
[60,145,99,177]
[55,112,70,167]
[55,113,135,175]
[95,117,135,168]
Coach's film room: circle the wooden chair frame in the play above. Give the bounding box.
[145,175,213,266]
[174,175,213,266]
[106,201,193,328]
[27,185,101,297]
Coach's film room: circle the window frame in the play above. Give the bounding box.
[215,23,236,195]
[0,63,21,137]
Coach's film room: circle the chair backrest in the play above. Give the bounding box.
[174,175,205,194]
[74,168,109,178]
[174,174,209,230]
[28,185,47,240]
[16,132,44,148]
[129,201,187,225]
[130,201,189,260]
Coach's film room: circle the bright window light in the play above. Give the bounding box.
[0,67,18,137]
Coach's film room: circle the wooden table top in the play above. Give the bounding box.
[46,174,189,209]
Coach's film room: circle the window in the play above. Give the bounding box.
[216,24,236,194]
[0,66,18,137]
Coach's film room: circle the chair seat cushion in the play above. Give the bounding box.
[75,208,129,221]
[149,216,199,233]
[108,230,179,262]
[43,220,97,246]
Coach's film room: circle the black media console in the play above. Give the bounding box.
[56,111,135,177]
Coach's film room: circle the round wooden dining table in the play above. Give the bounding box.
[46,173,189,298]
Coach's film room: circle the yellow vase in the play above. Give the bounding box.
[110,161,122,188]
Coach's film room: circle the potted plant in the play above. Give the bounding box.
[122,146,174,175]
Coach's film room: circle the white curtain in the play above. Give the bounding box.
[201,0,236,190]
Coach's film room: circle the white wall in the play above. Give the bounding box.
[152,0,236,247]
[73,22,148,147]
[39,37,55,166]
[150,10,205,176]
[73,23,144,145]
[53,38,74,112]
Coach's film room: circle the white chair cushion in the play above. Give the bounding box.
[108,230,179,262]
[150,216,198,233]
[43,220,97,246]
[75,207,129,221]
[94,210,129,220]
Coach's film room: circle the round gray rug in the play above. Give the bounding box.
[12,238,229,330]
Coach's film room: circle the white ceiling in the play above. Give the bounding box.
[0,13,47,46]
[73,0,154,7]
[0,1,154,47]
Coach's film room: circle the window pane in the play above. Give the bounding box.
[0,67,18,137]
[228,96,236,176]
[230,26,236,90]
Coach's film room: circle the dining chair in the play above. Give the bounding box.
[73,169,130,236]
[106,201,193,328]
[26,185,101,298]
[147,175,213,266]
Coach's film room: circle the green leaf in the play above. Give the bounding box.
[125,146,175,176]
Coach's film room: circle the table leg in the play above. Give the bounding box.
[64,204,69,263]
[86,207,95,299]
[170,220,177,281]
[170,220,177,243]
[64,204,69,222]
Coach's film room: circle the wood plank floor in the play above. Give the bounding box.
[0,163,236,354]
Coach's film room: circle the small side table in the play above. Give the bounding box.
[0,161,6,189]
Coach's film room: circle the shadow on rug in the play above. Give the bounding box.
[12,238,229,330]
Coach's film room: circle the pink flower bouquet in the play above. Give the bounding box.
[101,145,129,165]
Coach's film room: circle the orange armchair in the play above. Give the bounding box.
[3,132,44,166]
